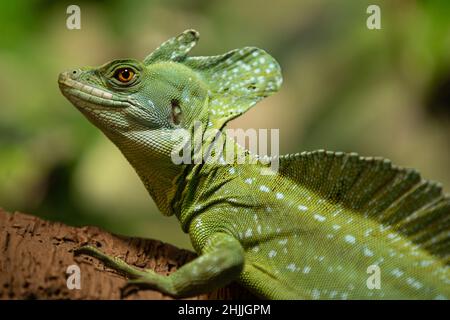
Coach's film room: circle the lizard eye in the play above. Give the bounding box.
[114,68,135,83]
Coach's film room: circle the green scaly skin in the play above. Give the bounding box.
[59,30,449,299]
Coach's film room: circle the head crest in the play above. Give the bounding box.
[145,30,283,129]
[144,29,199,64]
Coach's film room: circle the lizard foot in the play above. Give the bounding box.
[74,245,149,278]
[74,245,173,296]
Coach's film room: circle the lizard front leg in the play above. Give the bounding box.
[74,233,245,298]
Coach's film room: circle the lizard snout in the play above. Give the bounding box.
[58,69,82,83]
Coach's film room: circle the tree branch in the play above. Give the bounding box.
[0,208,254,299]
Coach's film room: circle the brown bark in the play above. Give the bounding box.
[0,208,254,300]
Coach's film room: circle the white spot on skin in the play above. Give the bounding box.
[315,256,325,262]
[311,289,320,299]
[298,205,308,211]
[259,185,270,192]
[364,247,374,257]
[245,228,253,238]
[303,266,311,274]
[344,235,356,244]
[228,167,235,174]
[286,263,296,271]
[406,277,423,290]
[278,239,288,245]
[257,225,262,234]
[332,224,341,230]
[391,268,404,278]
[276,192,284,199]
[313,214,326,222]
[268,250,277,258]
[420,260,433,267]
[245,178,253,184]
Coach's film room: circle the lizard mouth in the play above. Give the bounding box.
[58,71,131,110]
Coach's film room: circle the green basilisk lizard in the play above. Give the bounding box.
[59,30,449,299]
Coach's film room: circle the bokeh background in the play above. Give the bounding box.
[0,0,449,249]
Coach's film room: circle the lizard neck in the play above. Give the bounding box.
[174,131,261,232]
[102,128,186,216]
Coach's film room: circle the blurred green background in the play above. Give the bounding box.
[0,0,449,250]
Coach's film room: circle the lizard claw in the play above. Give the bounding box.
[120,281,140,298]
[120,278,160,298]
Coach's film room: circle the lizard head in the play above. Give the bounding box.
[58,29,282,214]
[59,29,282,145]
[58,33,209,150]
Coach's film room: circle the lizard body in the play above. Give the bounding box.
[59,30,449,299]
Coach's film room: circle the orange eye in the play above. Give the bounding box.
[114,68,135,83]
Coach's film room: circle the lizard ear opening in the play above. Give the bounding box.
[184,47,283,129]
[144,29,199,64]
